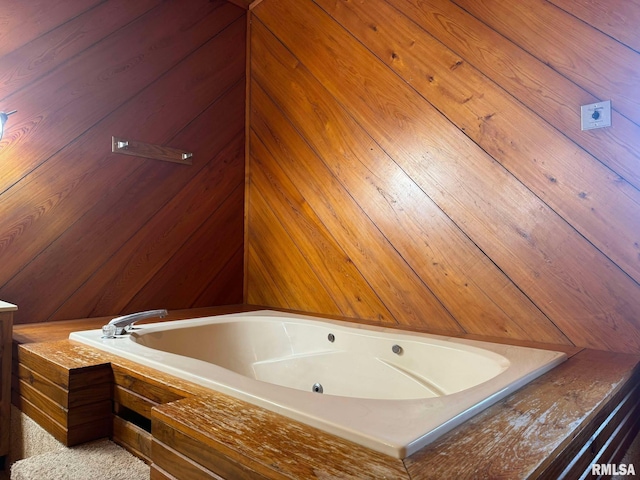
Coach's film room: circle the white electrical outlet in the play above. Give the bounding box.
[581,100,611,131]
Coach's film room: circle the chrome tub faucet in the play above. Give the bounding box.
[102,309,168,338]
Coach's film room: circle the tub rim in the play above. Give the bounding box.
[70,309,568,458]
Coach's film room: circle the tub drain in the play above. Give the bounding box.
[312,383,324,394]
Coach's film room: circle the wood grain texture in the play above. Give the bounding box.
[539,383,640,478]
[153,396,409,479]
[0,0,160,100]
[115,385,158,419]
[152,437,228,480]
[0,312,12,457]
[226,0,256,9]
[548,0,640,53]
[317,0,640,285]
[12,393,111,446]
[15,363,111,409]
[153,421,264,480]
[113,415,153,463]
[17,379,110,429]
[0,0,246,324]
[0,0,103,57]
[3,0,640,364]
[388,0,640,191]
[150,465,178,480]
[252,134,462,331]
[13,340,114,446]
[250,25,568,342]
[0,0,239,193]
[404,350,640,479]
[250,160,397,323]
[452,0,640,125]
[51,89,246,319]
[11,315,640,478]
[124,183,245,312]
[247,187,351,315]
[248,0,640,353]
[111,366,185,407]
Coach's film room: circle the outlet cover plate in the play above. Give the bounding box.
[581,100,611,131]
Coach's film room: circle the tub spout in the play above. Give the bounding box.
[103,309,168,337]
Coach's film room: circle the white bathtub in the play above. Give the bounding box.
[70,310,567,458]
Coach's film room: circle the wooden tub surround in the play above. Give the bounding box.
[10,308,640,479]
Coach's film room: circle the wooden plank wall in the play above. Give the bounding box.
[0,0,246,324]
[247,0,640,353]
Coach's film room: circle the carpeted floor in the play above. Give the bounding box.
[10,439,149,480]
[3,406,149,480]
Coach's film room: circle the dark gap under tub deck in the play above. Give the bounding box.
[11,305,640,479]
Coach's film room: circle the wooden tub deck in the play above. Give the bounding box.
[10,307,640,479]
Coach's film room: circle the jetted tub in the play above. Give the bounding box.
[70,310,567,458]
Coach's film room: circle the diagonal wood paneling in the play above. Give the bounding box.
[4,0,639,354]
[124,182,246,312]
[0,0,103,57]
[247,0,640,353]
[319,0,640,285]
[247,180,352,315]
[251,98,463,332]
[250,26,569,343]
[390,0,640,197]
[251,132,399,324]
[0,0,246,324]
[0,0,242,194]
[50,84,246,319]
[453,0,640,125]
[548,0,640,53]
[0,0,159,101]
